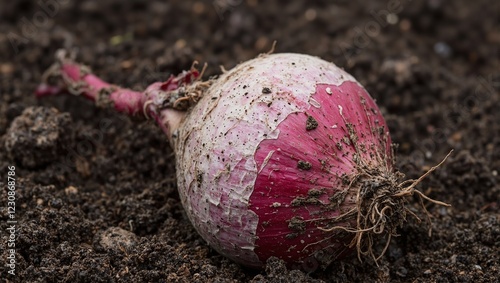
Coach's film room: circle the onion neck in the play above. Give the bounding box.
[154,108,187,147]
[142,80,212,147]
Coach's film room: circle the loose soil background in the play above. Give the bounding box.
[0,0,499,282]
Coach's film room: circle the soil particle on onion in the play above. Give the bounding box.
[288,216,307,232]
[96,86,116,108]
[297,160,312,170]
[341,136,351,145]
[336,142,343,150]
[308,188,324,197]
[196,172,203,187]
[291,195,321,207]
[306,115,319,130]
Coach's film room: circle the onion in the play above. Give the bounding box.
[36,51,450,269]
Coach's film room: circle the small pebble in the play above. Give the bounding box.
[305,9,317,21]
[96,227,137,252]
[386,13,399,25]
[450,254,457,264]
[434,42,452,58]
[65,186,79,195]
[425,151,432,158]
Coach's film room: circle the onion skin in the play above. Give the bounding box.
[174,53,392,268]
[36,52,449,270]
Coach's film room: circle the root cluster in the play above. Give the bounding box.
[320,151,452,264]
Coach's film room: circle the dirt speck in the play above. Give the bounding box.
[298,160,312,170]
[306,115,319,130]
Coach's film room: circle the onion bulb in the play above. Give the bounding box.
[36,51,450,270]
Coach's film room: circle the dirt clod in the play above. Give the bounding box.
[4,106,73,168]
[298,160,313,170]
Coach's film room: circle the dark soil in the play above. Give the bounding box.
[1,0,499,282]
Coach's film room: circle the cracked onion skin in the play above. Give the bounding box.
[173,53,392,269]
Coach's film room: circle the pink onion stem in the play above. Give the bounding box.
[35,51,206,142]
[36,62,147,116]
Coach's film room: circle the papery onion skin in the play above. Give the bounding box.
[174,53,392,268]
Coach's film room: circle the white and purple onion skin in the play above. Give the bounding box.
[173,53,392,268]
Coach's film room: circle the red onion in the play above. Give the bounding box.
[36,51,450,269]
